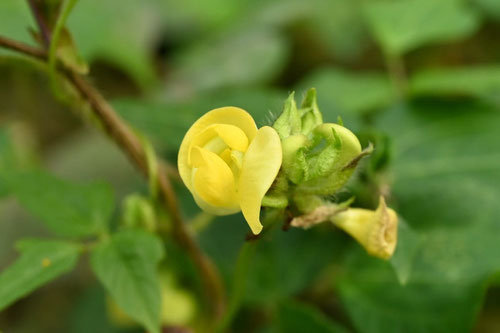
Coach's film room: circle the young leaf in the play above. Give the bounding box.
[8,170,114,238]
[91,230,164,333]
[0,239,81,311]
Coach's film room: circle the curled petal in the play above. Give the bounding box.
[239,126,282,234]
[191,147,239,209]
[188,124,249,164]
[331,196,398,259]
[178,107,257,190]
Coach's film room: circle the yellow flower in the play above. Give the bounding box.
[178,107,282,234]
[331,196,398,259]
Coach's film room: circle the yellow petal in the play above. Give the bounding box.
[188,124,249,165]
[239,126,282,234]
[178,107,257,190]
[191,147,239,209]
[213,124,249,151]
[331,196,398,259]
[192,192,241,216]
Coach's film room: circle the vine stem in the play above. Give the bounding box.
[0,34,226,320]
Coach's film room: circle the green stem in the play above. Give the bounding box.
[48,0,78,74]
[48,0,78,97]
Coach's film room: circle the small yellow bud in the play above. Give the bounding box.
[331,197,398,259]
[178,107,282,234]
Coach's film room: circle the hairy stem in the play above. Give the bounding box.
[0,34,226,319]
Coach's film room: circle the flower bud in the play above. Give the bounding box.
[178,107,282,234]
[331,196,398,259]
[122,194,157,232]
[271,90,366,197]
[294,123,362,195]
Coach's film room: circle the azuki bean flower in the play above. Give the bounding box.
[178,107,282,235]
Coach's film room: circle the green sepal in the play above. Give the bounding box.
[299,88,323,135]
[281,134,310,184]
[295,123,364,195]
[293,194,325,214]
[273,92,301,139]
[305,141,340,181]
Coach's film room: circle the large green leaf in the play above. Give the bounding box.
[67,0,161,87]
[297,68,393,115]
[0,239,81,311]
[166,28,289,94]
[308,0,368,61]
[337,101,500,333]
[91,230,164,333]
[363,0,480,55]
[245,225,348,305]
[0,0,35,47]
[474,0,500,21]
[410,66,500,103]
[276,301,350,333]
[8,170,114,237]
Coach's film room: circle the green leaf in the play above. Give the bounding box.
[0,0,36,47]
[245,226,348,304]
[166,28,289,94]
[308,0,368,61]
[410,66,500,103]
[363,0,480,55]
[474,0,500,21]
[337,100,500,332]
[0,239,81,311]
[8,170,114,237]
[297,68,392,120]
[91,230,164,333]
[67,0,161,87]
[338,249,486,333]
[389,219,422,285]
[276,301,349,333]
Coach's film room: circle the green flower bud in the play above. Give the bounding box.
[268,89,372,216]
[122,194,157,232]
[295,123,363,195]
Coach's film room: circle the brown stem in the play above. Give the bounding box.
[26,0,51,48]
[0,35,226,319]
[0,36,47,60]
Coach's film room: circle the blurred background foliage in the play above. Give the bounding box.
[1,0,500,332]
